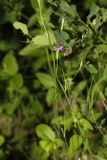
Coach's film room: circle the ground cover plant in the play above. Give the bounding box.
[0,0,107,159]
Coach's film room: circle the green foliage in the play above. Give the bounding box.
[68,134,83,157]
[36,124,63,152]
[36,124,56,141]
[3,53,19,76]
[0,135,5,146]
[0,0,107,159]
[36,72,55,88]
[13,21,29,35]
[31,31,56,46]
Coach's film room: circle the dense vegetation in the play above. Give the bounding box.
[0,0,107,159]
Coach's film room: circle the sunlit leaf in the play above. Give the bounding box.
[13,21,28,35]
[31,31,56,46]
[80,118,93,130]
[36,124,55,141]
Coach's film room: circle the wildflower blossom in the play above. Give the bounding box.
[52,45,64,52]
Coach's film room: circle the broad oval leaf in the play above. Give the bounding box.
[60,1,77,17]
[39,138,63,153]
[103,134,107,144]
[36,124,55,141]
[9,73,24,91]
[19,44,45,56]
[46,88,56,106]
[86,64,97,74]
[68,134,83,156]
[79,118,93,130]
[36,72,55,88]
[3,53,19,76]
[31,31,56,46]
[96,44,107,53]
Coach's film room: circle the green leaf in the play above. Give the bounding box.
[0,70,10,80]
[13,21,28,35]
[31,99,43,115]
[46,88,56,106]
[5,97,20,115]
[36,124,55,141]
[79,118,93,130]
[88,111,102,122]
[76,80,87,91]
[39,138,63,153]
[60,117,73,131]
[31,0,46,11]
[103,134,107,144]
[102,8,107,22]
[0,40,10,51]
[19,44,45,56]
[55,138,64,149]
[92,155,106,160]
[36,72,55,88]
[60,1,77,17]
[68,134,83,156]
[52,116,73,132]
[86,64,97,74]
[104,87,107,96]
[28,14,37,27]
[9,73,24,91]
[31,31,56,46]
[88,3,100,19]
[3,53,19,76]
[10,132,25,143]
[39,139,52,152]
[0,135,5,146]
[96,44,107,53]
[0,150,5,159]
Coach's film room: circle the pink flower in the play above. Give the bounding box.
[52,45,64,52]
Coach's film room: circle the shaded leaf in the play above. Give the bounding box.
[96,44,107,53]
[0,40,10,51]
[86,64,97,74]
[0,135,5,146]
[92,155,106,160]
[9,73,24,91]
[46,88,56,106]
[36,72,55,88]
[60,1,77,17]
[3,53,19,76]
